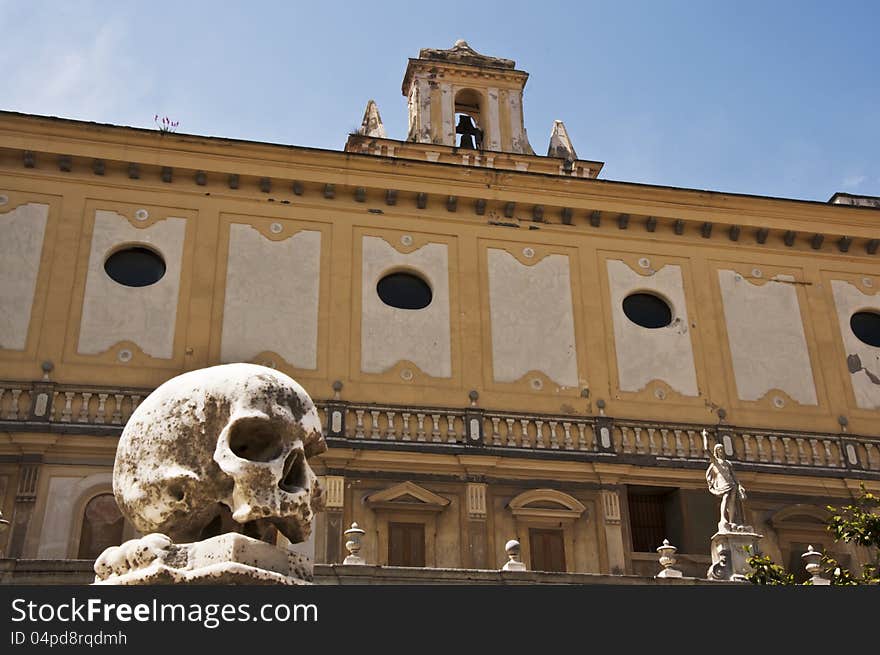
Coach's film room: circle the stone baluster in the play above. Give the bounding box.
[94,393,108,424]
[130,394,142,414]
[822,440,835,467]
[796,438,809,465]
[385,411,396,440]
[111,394,124,425]
[809,439,821,466]
[548,421,559,449]
[562,422,573,450]
[7,388,22,420]
[431,414,441,442]
[768,436,780,463]
[505,418,517,447]
[369,410,381,439]
[534,420,545,448]
[781,437,793,463]
[755,435,767,462]
[61,392,74,422]
[77,392,92,423]
[354,409,365,438]
[401,412,411,441]
[742,434,753,461]
[520,419,531,448]
[491,417,502,446]
[634,427,644,454]
[864,443,877,470]
[647,428,657,455]
[674,429,685,458]
[686,430,698,458]
[660,429,671,456]
[446,414,457,443]
[577,423,588,451]
[620,426,631,454]
[416,413,426,441]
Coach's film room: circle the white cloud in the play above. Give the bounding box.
[0,7,155,127]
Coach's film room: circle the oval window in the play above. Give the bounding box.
[622,292,673,329]
[104,246,166,287]
[377,272,432,310]
[850,311,880,347]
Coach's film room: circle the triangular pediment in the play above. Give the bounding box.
[366,481,450,511]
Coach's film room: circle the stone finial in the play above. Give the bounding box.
[801,545,830,585]
[547,120,577,161]
[343,522,367,565]
[655,539,683,578]
[357,100,386,139]
[502,539,526,571]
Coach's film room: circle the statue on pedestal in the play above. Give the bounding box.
[93,363,326,585]
[702,429,748,533]
[701,429,761,582]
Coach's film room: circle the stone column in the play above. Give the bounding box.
[601,489,627,575]
[7,457,41,558]
[465,483,488,568]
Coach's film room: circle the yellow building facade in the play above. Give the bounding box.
[1,41,878,579]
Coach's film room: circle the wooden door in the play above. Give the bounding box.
[529,528,566,572]
[388,522,426,567]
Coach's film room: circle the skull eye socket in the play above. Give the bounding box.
[228,416,284,462]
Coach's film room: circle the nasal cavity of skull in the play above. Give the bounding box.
[229,416,284,462]
[280,449,306,493]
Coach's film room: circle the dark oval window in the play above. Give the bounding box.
[850,311,880,347]
[104,246,166,287]
[622,292,673,329]
[377,272,432,310]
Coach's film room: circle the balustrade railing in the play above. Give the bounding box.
[2,380,878,474]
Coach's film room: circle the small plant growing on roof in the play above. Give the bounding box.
[154,115,179,134]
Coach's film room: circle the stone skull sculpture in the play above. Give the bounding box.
[113,363,326,544]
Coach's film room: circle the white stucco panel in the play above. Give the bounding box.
[0,203,48,350]
[488,249,578,386]
[718,270,817,404]
[78,210,185,358]
[361,236,451,377]
[607,259,698,396]
[831,279,880,409]
[220,224,320,369]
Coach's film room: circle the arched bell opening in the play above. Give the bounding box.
[454,88,485,149]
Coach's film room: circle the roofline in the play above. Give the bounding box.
[1,109,876,214]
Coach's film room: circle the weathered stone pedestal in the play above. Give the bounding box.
[707,530,762,582]
[93,533,312,585]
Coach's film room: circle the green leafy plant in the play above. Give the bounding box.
[746,485,879,585]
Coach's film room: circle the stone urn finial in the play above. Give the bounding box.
[502,539,526,571]
[343,522,367,565]
[802,545,830,585]
[656,538,683,578]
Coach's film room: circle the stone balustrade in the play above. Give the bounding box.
[3,380,879,476]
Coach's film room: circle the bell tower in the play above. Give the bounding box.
[402,40,535,154]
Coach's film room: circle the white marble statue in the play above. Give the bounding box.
[701,429,748,533]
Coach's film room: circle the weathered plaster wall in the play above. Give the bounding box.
[36,472,112,558]
[718,270,817,404]
[0,203,48,351]
[607,259,698,396]
[220,223,320,368]
[487,249,578,386]
[831,279,880,409]
[361,236,451,377]
[78,210,185,359]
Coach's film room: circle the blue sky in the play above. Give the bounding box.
[2,0,877,202]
